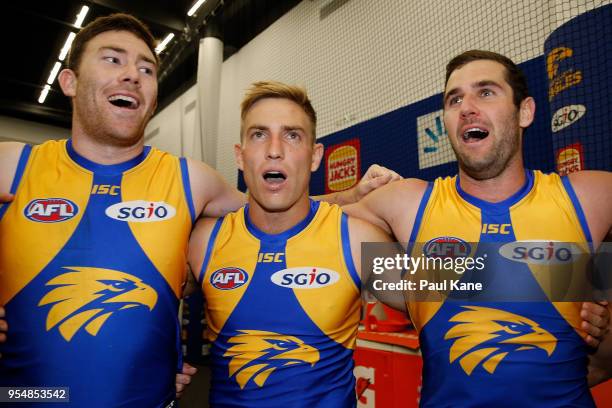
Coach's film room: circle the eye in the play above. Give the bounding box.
[481,88,494,97]
[448,95,462,106]
[250,130,266,140]
[286,131,301,141]
[103,56,120,64]
[139,66,155,75]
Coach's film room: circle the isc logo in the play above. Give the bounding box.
[270,267,339,289]
[210,268,249,290]
[105,201,176,222]
[499,241,580,265]
[481,223,512,235]
[91,184,120,195]
[258,252,284,263]
[24,198,79,223]
[423,237,471,257]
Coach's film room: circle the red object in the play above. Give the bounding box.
[592,380,612,407]
[353,330,422,408]
[324,138,361,193]
[363,302,410,332]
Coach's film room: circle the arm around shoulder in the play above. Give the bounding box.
[0,142,26,195]
[567,170,612,247]
[343,178,428,240]
[186,158,246,218]
[188,216,222,287]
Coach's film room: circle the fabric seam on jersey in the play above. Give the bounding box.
[179,157,196,224]
[560,175,594,253]
[408,181,434,245]
[0,144,32,221]
[198,217,225,285]
[455,169,535,215]
[340,212,361,291]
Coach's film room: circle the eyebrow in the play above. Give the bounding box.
[247,125,306,132]
[99,46,157,66]
[444,80,503,104]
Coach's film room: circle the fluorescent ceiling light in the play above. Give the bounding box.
[38,85,51,104]
[187,0,206,17]
[155,33,175,54]
[59,32,76,61]
[47,62,62,85]
[74,5,90,28]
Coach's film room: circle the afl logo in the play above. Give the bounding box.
[210,268,249,290]
[271,267,339,289]
[105,201,176,222]
[424,236,471,257]
[24,198,78,223]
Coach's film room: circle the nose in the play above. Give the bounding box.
[460,94,479,119]
[120,63,141,87]
[266,134,284,160]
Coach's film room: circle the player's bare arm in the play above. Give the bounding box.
[343,178,428,241]
[567,170,612,248]
[0,142,26,195]
[187,216,221,283]
[315,164,402,205]
[347,215,407,312]
[187,158,247,218]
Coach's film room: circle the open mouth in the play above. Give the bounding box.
[263,171,287,184]
[462,127,489,142]
[108,94,139,110]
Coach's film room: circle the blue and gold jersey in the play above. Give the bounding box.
[409,170,595,407]
[199,200,360,407]
[0,139,195,407]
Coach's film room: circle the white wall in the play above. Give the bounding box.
[148,0,610,185]
[0,115,69,145]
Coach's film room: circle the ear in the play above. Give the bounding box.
[234,143,244,171]
[310,143,324,172]
[518,96,535,128]
[58,69,77,97]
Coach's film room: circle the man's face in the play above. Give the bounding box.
[61,30,158,146]
[235,98,323,213]
[443,60,533,180]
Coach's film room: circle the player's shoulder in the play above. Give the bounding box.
[347,213,392,242]
[567,170,612,188]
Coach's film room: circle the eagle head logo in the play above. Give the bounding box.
[445,306,557,375]
[224,330,320,389]
[38,266,158,341]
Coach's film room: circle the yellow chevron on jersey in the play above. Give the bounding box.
[199,200,360,407]
[408,169,595,407]
[0,139,195,407]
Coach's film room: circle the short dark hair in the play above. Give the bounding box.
[444,50,529,108]
[67,13,158,73]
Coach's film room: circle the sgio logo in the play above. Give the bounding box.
[24,198,79,223]
[499,241,582,265]
[271,267,339,289]
[105,201,176,222]
[424,237,471,257]
[210,268,249,290]
[551,105,586,133]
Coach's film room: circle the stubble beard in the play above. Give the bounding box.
[74,85,147,148]
[452,114,522,181]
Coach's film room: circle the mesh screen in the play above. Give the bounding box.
[249,0,612,195]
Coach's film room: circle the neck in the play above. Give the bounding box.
[459,158,526,203]
[248,194,311,235]
[71,129,144,165]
